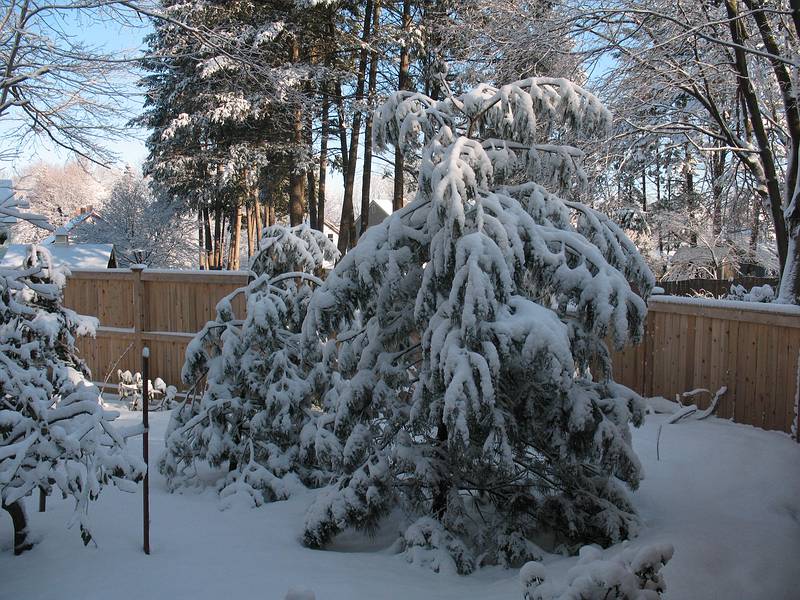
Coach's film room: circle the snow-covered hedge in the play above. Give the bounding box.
[725,283,775,303]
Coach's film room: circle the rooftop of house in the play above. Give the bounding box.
[0,224,116,270]
[39,208,103,243]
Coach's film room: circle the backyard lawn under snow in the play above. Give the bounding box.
[1,399,798,600]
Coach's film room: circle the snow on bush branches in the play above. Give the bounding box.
[159,225,339,506]
[520,543,673,599]
[300,76,655,573]
[0,243,144,554]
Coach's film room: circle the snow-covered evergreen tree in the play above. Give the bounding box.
[0,193,144,555]
[300,76,655,573]
[160,225,338,506]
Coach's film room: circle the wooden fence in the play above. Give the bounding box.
[611,296,800,434]
[63,269,800,434]
[64,268,249,389]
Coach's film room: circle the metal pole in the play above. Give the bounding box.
[142,346,150,555]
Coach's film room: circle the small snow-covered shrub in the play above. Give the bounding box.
[0,244,144,554]
[159,225,338,506]
[301,75,654,572]
[520,543,673,599]
[285,588,316,600]
[726,283,775,303]
[400,517,475,575]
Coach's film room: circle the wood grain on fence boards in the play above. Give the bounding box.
[610,296,800,434]
[65,269,249,389]
[63,270,800,434]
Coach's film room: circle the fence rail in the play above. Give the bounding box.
[62,269,800,434]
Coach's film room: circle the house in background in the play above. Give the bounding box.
[1,204,117,270]
[0,226,117,270]
[662,242,778,281]
[355,198,392,237]
[38,206,103,244]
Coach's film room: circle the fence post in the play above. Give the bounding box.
[794,348,800,443]
[142,346,150,555]
[130,265,146,361]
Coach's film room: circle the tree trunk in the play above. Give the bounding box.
[3,500,32,555]
[203,207,213,269]
[779,152,800,303]
[743,0,800,212]
[360,0,381,234]
[741,0,800,303]
[655,147,661,207]
[336,80,354,253]
[253,187,263,250]
[338,0,374,253]
[684,145,698,245]
[318,86,330,232]
[711,147,726,238]
[245,202,254,262]
[213,206,222,270]
[393,0,412,212]
[666,163,672,209]
[290,37,306,227]
[305,93,318,231]
[335,79,350,178]
[641,167,646,212]
[780,219,800,303]
[725,0,789,277]
[307,170,316,227]
[749,200,760,258]
[198,210,206,270]
[290,169,305,227]
[267,179,276,227]
[220,211,228,268]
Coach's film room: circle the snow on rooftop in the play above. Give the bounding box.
[0,243,115,270]
[371,196,393,216]
[40,211,101,244]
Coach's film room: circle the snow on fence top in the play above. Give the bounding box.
[650,294,800,320]
[68,267,250,276]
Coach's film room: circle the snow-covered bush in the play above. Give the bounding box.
[300,77,654,572]
[726,283,775,303]
[520,543,673,599]
[159,225,338,506]
[0,241,144,554]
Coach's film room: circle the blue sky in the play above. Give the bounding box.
[1,9,152,175]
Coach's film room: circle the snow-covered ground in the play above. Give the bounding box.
[1,401,798,600]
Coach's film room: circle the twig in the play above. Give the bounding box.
[99,341,134,404]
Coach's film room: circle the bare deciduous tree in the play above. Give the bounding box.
[0,1,155,164]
